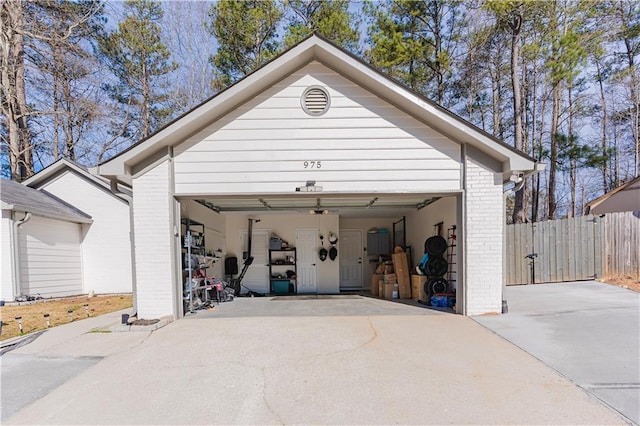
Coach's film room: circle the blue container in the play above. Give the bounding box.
[272,280,290,294]
[430,295,448,308]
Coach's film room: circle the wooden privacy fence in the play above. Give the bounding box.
[505,211,639,285]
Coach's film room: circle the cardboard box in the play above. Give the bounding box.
[371,274,383,297]
[378,280,384,299]
[411,275,428,302]
[392,253,411,299]
[383,273,397,284]
[384,282,395,300]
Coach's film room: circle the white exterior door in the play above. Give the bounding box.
[295,229,317,293]
[240,229,269,294]
[339,229,363,289]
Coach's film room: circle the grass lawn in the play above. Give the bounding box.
[0,295,132,341]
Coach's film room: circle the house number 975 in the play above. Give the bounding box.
[303,161,322,169]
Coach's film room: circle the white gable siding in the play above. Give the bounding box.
[1,212,14,300]
[174,62,461,195]
[464,158,503,315]
[18,216,83,298]
[133,160,175,319]
[39,171,132,294]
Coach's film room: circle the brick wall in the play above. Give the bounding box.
[465,157,503,315]
[132,160,175,319]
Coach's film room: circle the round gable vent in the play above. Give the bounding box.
[302,86,330,116]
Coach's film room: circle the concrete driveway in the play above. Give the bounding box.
[475,281,640,425]
[2,295,627,425]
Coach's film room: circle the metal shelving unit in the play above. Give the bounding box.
[268,248,296,294]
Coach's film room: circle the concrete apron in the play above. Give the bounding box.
[3,296,625,425]
[475,281,640,426]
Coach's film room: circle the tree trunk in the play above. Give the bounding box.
[548,82,561,219]
[595,59,609,192]
[142,61,150,138]
[1,0,33,181]
[510,11,526,224]
[433,1,445,106]
[53,64,60,161]
[63,74,75,160]
[568,85,576,217]
[530,55,540,222]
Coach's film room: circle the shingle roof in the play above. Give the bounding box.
[0,178,92,223]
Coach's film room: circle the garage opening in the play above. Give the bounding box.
[176,193,461,318]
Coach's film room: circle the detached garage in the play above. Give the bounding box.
[98,35,541,320]
[23,158,134,295]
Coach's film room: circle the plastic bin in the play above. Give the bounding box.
[270,238,282,250]
[430,295,448,307]
[272,280,290,294]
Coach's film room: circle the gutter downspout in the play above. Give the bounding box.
[12,212,32,299]
[109,180,138,318]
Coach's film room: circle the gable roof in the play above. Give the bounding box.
[24,158,132,197]
[98,34,541,184]
[585,176,640,214]
[0,178,93,223]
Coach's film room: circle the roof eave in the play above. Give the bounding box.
[27,158,132,195]
[3,204,93,224]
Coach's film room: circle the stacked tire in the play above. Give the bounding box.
[424,236,448,301]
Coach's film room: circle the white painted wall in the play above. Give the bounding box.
[464,157,503,315]
[405,197,458,258]
[18,215,83,298]
[1,211,14,301]
[225,213,340,293]
[180,200,226,278]
[174,62,461,196]
[339,217,396,289]
[133,160,175,319]
[38,171,132,294]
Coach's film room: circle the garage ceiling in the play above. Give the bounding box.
[191,194,445,218]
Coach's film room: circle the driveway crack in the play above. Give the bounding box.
[260,366,285,425]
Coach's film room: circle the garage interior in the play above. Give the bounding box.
[178,192,460,317]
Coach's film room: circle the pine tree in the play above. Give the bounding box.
[365,0,464,107]
[206,0,282,89]
[283,0,359,51]
[98,0,177,143]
